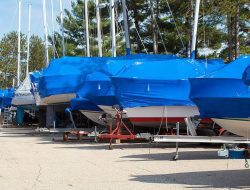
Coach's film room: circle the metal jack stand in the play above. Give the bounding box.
[172,122,180,161]
[94,126,98,143]
[52,120,56,141]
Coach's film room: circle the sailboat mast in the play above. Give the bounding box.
[42,0,49,66]
[121,0,130,55]
[59,0,65,57]
[191,0,200,59]
[110,0,116,57]
[26,3,31,77]
[17,0,21,87]
[85,0,90,57]
[96,0,102,57]
[50,0,56,58]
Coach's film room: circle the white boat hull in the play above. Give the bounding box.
[213,118,250,137]
[80,110,106,126]
[42,93,76,105]
[98,105,118,118]
[12,93,36,106]
[99,105,199,128]
[125,106,200,127]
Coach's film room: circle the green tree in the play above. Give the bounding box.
[208,0,250,61]
[53,0,249,60]
[29,35,46,71]
[0,32,46,88]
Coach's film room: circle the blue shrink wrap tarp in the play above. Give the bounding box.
[38,56,106,98]
[30,70,43,94]
[76,54,177,107]
[30,70,43,84]
[189,55,250,118]
[0,88,15,108]
[111,57,224,108]
[243,64,250,86]
[70,97,102,111]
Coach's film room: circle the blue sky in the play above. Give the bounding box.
[0,0,73,38]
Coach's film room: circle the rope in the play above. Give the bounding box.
[157,106,166,135]
[165,0,185,50]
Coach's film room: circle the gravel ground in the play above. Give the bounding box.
[0,127,249,190]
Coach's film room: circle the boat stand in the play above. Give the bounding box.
[98,108,136,149]
[172,122,180,161]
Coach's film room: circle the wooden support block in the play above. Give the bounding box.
[63,132,69,141]
[114,139,121,144]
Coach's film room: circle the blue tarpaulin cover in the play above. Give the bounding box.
[30,70,43,94]
[243,64,250,86]
[189,55,250,118]
[0,88,15,108]
[111,57,224,108]
[75,54,177,108]
[38,56,106,98]
[30,70,43,84]
[70,97,102,111]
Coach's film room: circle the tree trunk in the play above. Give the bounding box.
[234,1,240,58]
[150,0,158,54]
[227,15,233,62]
[187,0,194,57]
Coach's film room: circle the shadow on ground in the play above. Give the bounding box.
[120,150,223,161]
[0,127,221,152]
[130,169,250,189]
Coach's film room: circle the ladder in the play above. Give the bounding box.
[2,107,12,128]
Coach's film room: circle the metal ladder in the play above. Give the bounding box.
[2,108,12,127]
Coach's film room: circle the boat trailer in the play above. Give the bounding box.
[153,121,250,168]
[98,108,136,149]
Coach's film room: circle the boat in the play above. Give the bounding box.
[76,54,177,119]
[11,1,35,107]
[189,55,250,137]
[212,118,250,137]
[11,75,36,106]
[111,57,224,127]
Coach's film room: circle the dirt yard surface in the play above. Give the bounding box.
[0,127,249,190]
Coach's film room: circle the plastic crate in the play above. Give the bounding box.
[229,148,245,159]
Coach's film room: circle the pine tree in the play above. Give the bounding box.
[52,0,249,59]
[0,32,45,88]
